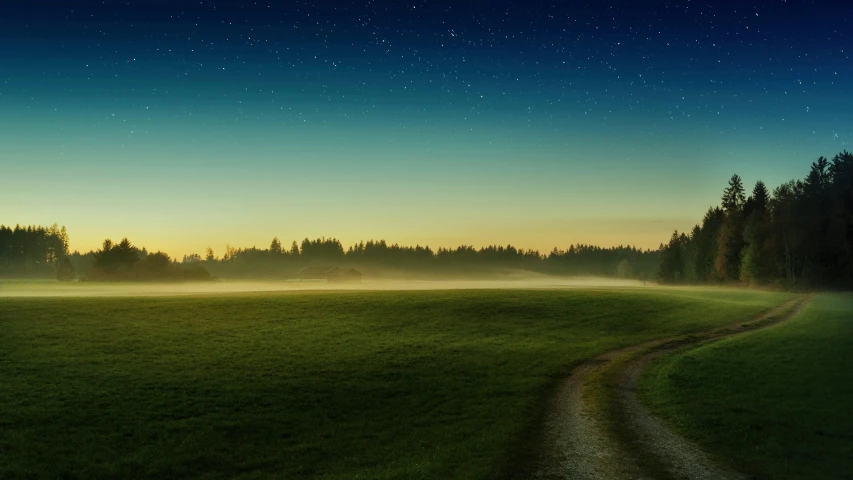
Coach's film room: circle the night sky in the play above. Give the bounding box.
[2,1,852,257]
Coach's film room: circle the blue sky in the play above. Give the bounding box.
[2,1,851,256]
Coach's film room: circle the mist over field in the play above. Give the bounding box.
[0,274,647,297]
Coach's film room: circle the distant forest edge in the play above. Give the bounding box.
[0,227,658,282]
[4,150,852,287]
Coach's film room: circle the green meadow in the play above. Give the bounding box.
[1,287,789,479]
[640,294,853,480]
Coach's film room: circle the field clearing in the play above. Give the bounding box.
[0,286,790,479]
[639,294,853,479]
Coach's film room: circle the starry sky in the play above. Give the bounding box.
[2,1,852,257]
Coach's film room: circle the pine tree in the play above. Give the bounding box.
[751,180,769,212]
[740,181,770,284]
[721,174,746,212]
[716,174,746,281]
[270,237,282,254]
[658,231,684,283]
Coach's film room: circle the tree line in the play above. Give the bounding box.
[13,147,853,288]
[0,228,209,282]
[189,237,660,280]
[81,238,212,282]
[0,224,659,282]
[659,150,853,288]
[0,224,70,278]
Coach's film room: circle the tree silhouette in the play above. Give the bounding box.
[740,181,771,284]
[715,174,747,281]
[270,237,282,254]
[658,231,685,283]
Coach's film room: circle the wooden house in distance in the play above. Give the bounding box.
[297,266,362,283]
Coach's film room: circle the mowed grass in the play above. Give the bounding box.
[639,294,853,479]
[0,287,788,479]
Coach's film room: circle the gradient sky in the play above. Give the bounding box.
[2,1,852,258]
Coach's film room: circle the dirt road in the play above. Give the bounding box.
[523,297,810,480]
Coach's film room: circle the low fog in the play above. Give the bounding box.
[0,274,648,298]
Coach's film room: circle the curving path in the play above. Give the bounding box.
[526,296,810,480]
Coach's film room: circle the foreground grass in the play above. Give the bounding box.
[0,287,788,479]
[640,294,853,479]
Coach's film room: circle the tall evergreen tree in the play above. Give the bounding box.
[740,181,771,284]
[828,151,853,283]
[801,157,832,282]
[270,237,283,254]
[658,231,685,283]
[721,174,746,212]
[715,174,747,281]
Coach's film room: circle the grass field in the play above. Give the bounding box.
[0,286,790,479]
[639,294,853,480]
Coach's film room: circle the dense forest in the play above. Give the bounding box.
[0,226,658,281]
[659,150,853,289]
[0,224,69,277]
